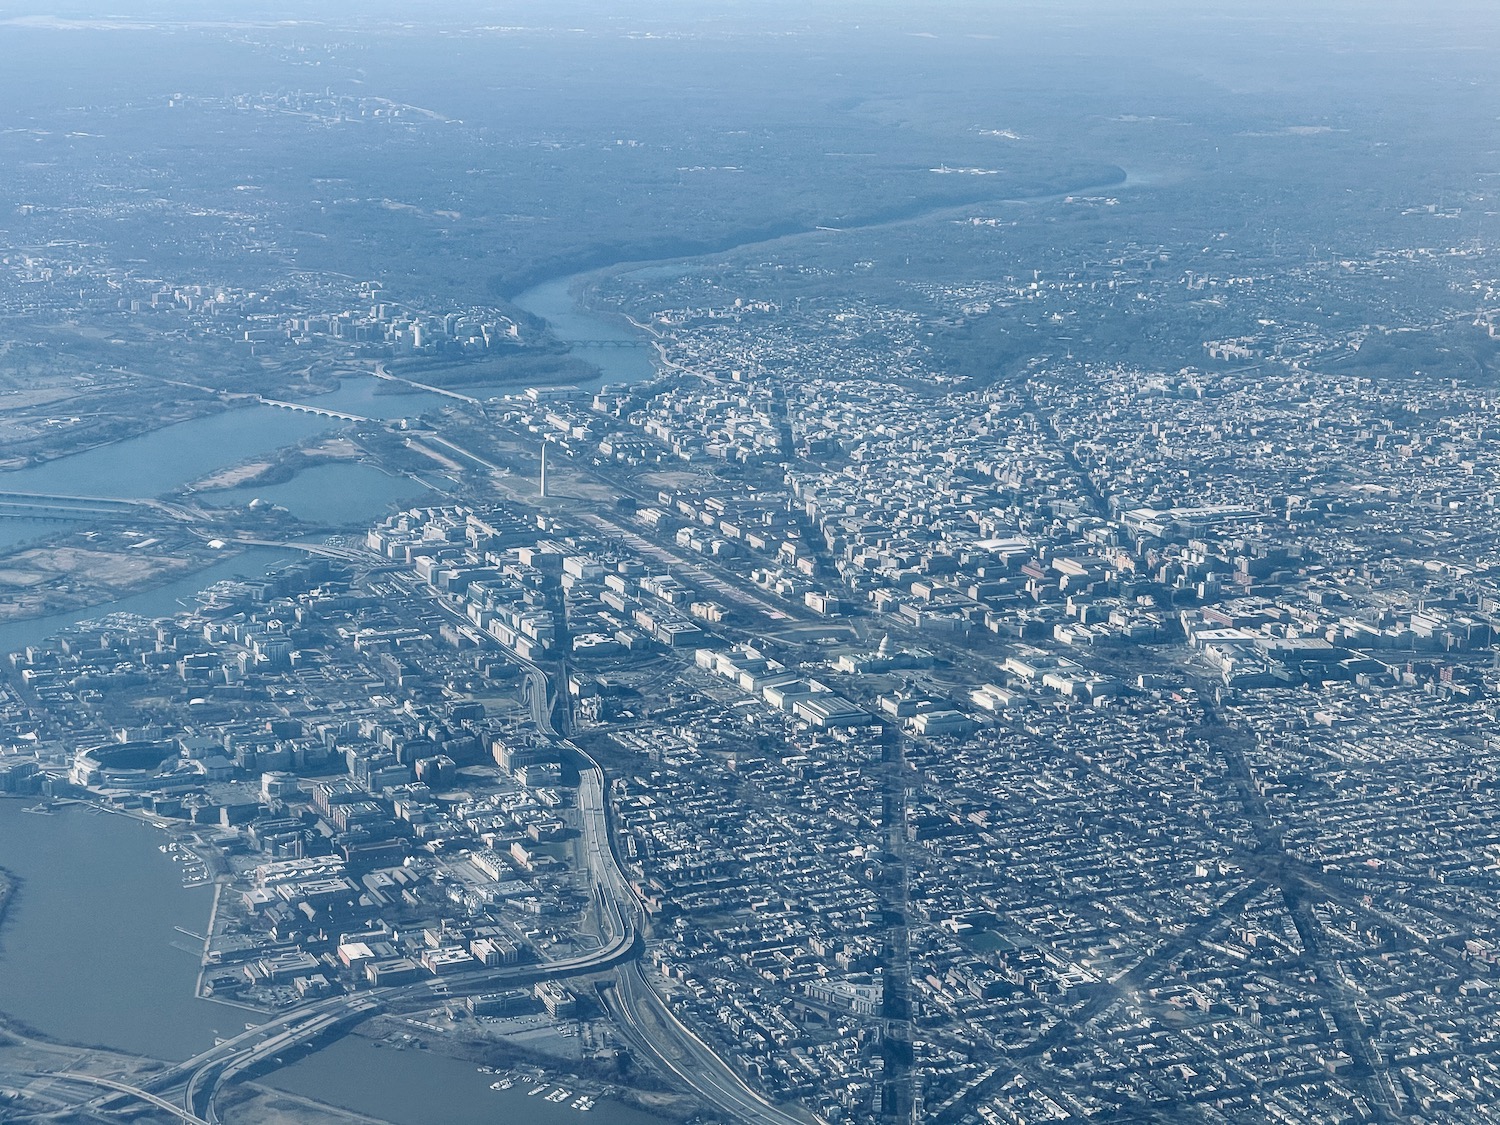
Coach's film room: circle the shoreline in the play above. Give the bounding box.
[0,542,207,625]
[0,797,237,1048]
[510,167,1135,310]
[0,400,231,476]
[0,865,15,949]
[268,1033,695,1125]
[0,541,283,637]
[0,808,183,1063]
[493,162,1129,299]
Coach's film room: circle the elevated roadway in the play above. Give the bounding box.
[189,997,381,1123]
[88,993,385,1117]
[510,643,801,1121]
[168,903,643,1121]
[523,651,806,1125]
[27,1070,210,1124]
[371,364,486,407]
[188,529,374,565]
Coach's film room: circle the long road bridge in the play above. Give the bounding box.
[370,366,486,406]
[185,996,384,1123]
[0,497,135,522]
[255,396,370,423]
[0,490,200,523]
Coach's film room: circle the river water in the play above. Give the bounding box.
[0,516,78,554]
[1,406,335,499]
[513,277,658,387]
[0,800,223,1060]
[206,461,428,527]
[270,1036,668,1125]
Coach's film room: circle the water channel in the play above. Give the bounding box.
[0,544,296,657]
[0,516,78,554]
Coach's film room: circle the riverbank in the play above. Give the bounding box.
[505,167,1139,397]
[0,534,209,625]
[270,1031,688,1125]
[0,829,394,1125]
[0,799,223,1060]
[0,867,14,941]
[0,542,299,657]
[222,1081,400,1125]
[488,161,1126,299]
[507,166,1131,312]
[381,350,599,391]
[365,1015,699,1121]
[0,399,227,475]
[188,437,364,494]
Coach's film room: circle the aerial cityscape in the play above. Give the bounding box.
[2,3,1500,1124]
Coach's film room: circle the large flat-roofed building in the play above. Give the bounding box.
[422,946,476,976]
[534,981,578,1018]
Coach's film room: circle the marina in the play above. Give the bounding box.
[271,1037,669,1125]
[484,1068,599,1113]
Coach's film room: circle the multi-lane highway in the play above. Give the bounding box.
[604,962,811,1125]
[513,641,808,1125]
[184,996,383,1123]
[23,1070,211,1124]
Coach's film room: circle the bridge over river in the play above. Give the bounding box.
[255,396,370,423]
[0,490,199,523]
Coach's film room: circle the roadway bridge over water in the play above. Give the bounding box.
[0,497,130,522]
[44,902,641,1125]
[255,396,370,423]
[0,490,199,524]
